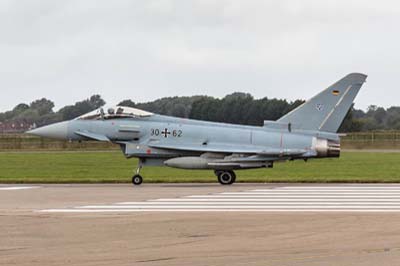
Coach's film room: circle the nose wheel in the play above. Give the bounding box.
[132,174,143,185]
[132,159,144,186]
[215,170,236,185]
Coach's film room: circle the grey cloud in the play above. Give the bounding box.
[0,0,400,111]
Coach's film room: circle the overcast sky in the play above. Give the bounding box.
[1,0,399,112]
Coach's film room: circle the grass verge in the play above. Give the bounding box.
[0,151,399,183]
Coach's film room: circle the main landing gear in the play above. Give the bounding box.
[132,160,143,186]
[215,170,236,185]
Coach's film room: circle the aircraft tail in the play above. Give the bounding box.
[277,73,367,133]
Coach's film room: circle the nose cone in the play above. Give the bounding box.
[27,121,69,140]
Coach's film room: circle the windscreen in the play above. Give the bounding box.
[77,106,153,120]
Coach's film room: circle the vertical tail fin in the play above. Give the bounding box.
[277,73,367,133]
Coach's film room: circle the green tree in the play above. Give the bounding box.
[58,95,106,120]
[30,98,55,116]
[118,100,136,107]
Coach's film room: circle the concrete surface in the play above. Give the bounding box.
[2,183,400,266]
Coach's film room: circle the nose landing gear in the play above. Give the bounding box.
[132,160,143,186]
[132,174,143,185]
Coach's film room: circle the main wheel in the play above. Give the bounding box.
[132,174,143,185]
[231,171,236,183]
[217,171,236,185]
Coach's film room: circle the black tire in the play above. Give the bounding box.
[217,171,236,185]
[132,174,143,185]
[230,171,236,184]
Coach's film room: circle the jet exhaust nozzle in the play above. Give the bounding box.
[314,138,340,158]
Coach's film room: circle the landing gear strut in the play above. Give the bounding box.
[215,170,236,185]
[132,159,143,186]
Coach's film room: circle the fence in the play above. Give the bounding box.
[341,131,400,149]
[0,134,118,151]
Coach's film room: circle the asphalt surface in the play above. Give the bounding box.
[2,183,400,266]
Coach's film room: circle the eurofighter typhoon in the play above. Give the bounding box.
[28,73,367,185]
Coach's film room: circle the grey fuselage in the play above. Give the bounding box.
[56,114,340,169]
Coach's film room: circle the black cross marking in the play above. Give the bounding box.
[161,128,171,138]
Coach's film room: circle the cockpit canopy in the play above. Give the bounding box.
[77,106,153,120]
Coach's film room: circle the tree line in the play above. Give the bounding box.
[1,92,400,132]
[0,95,105,127]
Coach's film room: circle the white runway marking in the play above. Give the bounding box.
[144,199,400,202]
[40,209,400,213]
[0,186,39,191]
[39,185,400,213]
[187,195,400,198]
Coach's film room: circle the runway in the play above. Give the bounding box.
[39,185,400,213]
[2,183,400,266]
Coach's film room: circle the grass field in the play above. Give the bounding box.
[0,151,400,183]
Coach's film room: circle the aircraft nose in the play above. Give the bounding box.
[27,121,70,140]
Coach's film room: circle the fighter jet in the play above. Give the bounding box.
[28,73,367,185]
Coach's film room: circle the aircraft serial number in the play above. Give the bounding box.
[151,128,182,138]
